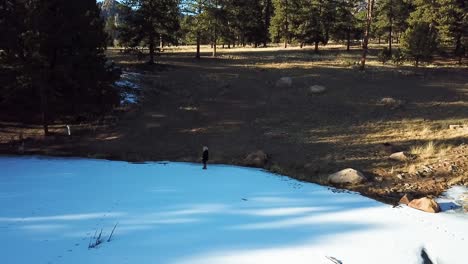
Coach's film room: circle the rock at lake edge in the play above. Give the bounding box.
[408,197,440,213]
[328,168,367,185]
[244,150,268,168]
[399,194,413,205]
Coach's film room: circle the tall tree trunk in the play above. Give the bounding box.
[263,0,271,47]
[346,28,351,51]
[196,31,201,59]
[455,33,463,64]
[40,84,49,136]
[213,34,217,57]
[360,0,374,70]
[148,34,155,64]
[284,0,288,48]
[41,49,57,136]
[160,34,163,50]
[314,41,319,53]
[213,2,217,58]
[388,0,393,56]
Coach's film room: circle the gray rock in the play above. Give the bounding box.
[276,77,292,87]
[328,168,367,184]
[308,85,326,94]
[380,97,403,108]
[244,150,268,168]
[390,152,409,161]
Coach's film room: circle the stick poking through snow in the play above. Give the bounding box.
[108,223,118,242]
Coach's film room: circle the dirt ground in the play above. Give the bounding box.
[1,44,467,204]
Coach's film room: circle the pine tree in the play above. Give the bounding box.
[302,0,337,52]
[437,0,467,62]
[332,0,364,51]
[262,0,274,46]
[119,0,180,64]
[402,0,440,66]
[228,0,266,47]
[374,0,411,55]
[180,0,209,58]
[402,22,439,66]
[270,0,293,48]
[1,0,120,135]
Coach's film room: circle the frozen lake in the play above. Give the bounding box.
[0,157,466,264]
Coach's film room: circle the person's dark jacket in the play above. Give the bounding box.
[202,150,209,162]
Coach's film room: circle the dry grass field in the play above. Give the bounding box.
[1,44,467,203]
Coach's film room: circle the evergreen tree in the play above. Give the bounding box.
[332,0,364,51]
[0,0,120,135]
[270,0,293,48]
[228,0,266,47]
[262,0,274,46]
[180,0,209,58]
[437,0,467,62]
[374,0,412,54]
[401,0,440,66]
[401,22,439,66]
[300,0,337,52]
[119,0,180,64]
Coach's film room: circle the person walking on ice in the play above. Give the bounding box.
[202,146,209,170]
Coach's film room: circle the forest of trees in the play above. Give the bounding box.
[1,0,467,135]
[108,0,466,62]
[0,0,120,135]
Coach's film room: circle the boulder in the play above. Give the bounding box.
[408,197,440,213]
[399,194,413,205]
[390,152,409,161]
[380,97,403,108]
[308,85,327,94]
[276,77,292,87]
[328,168,367,184]
[244,150,268,168]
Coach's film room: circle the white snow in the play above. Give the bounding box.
[114,71,141,104]
[0,157,467,264]
[436,185,468,213]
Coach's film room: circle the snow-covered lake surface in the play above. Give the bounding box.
[0,157,466,264]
